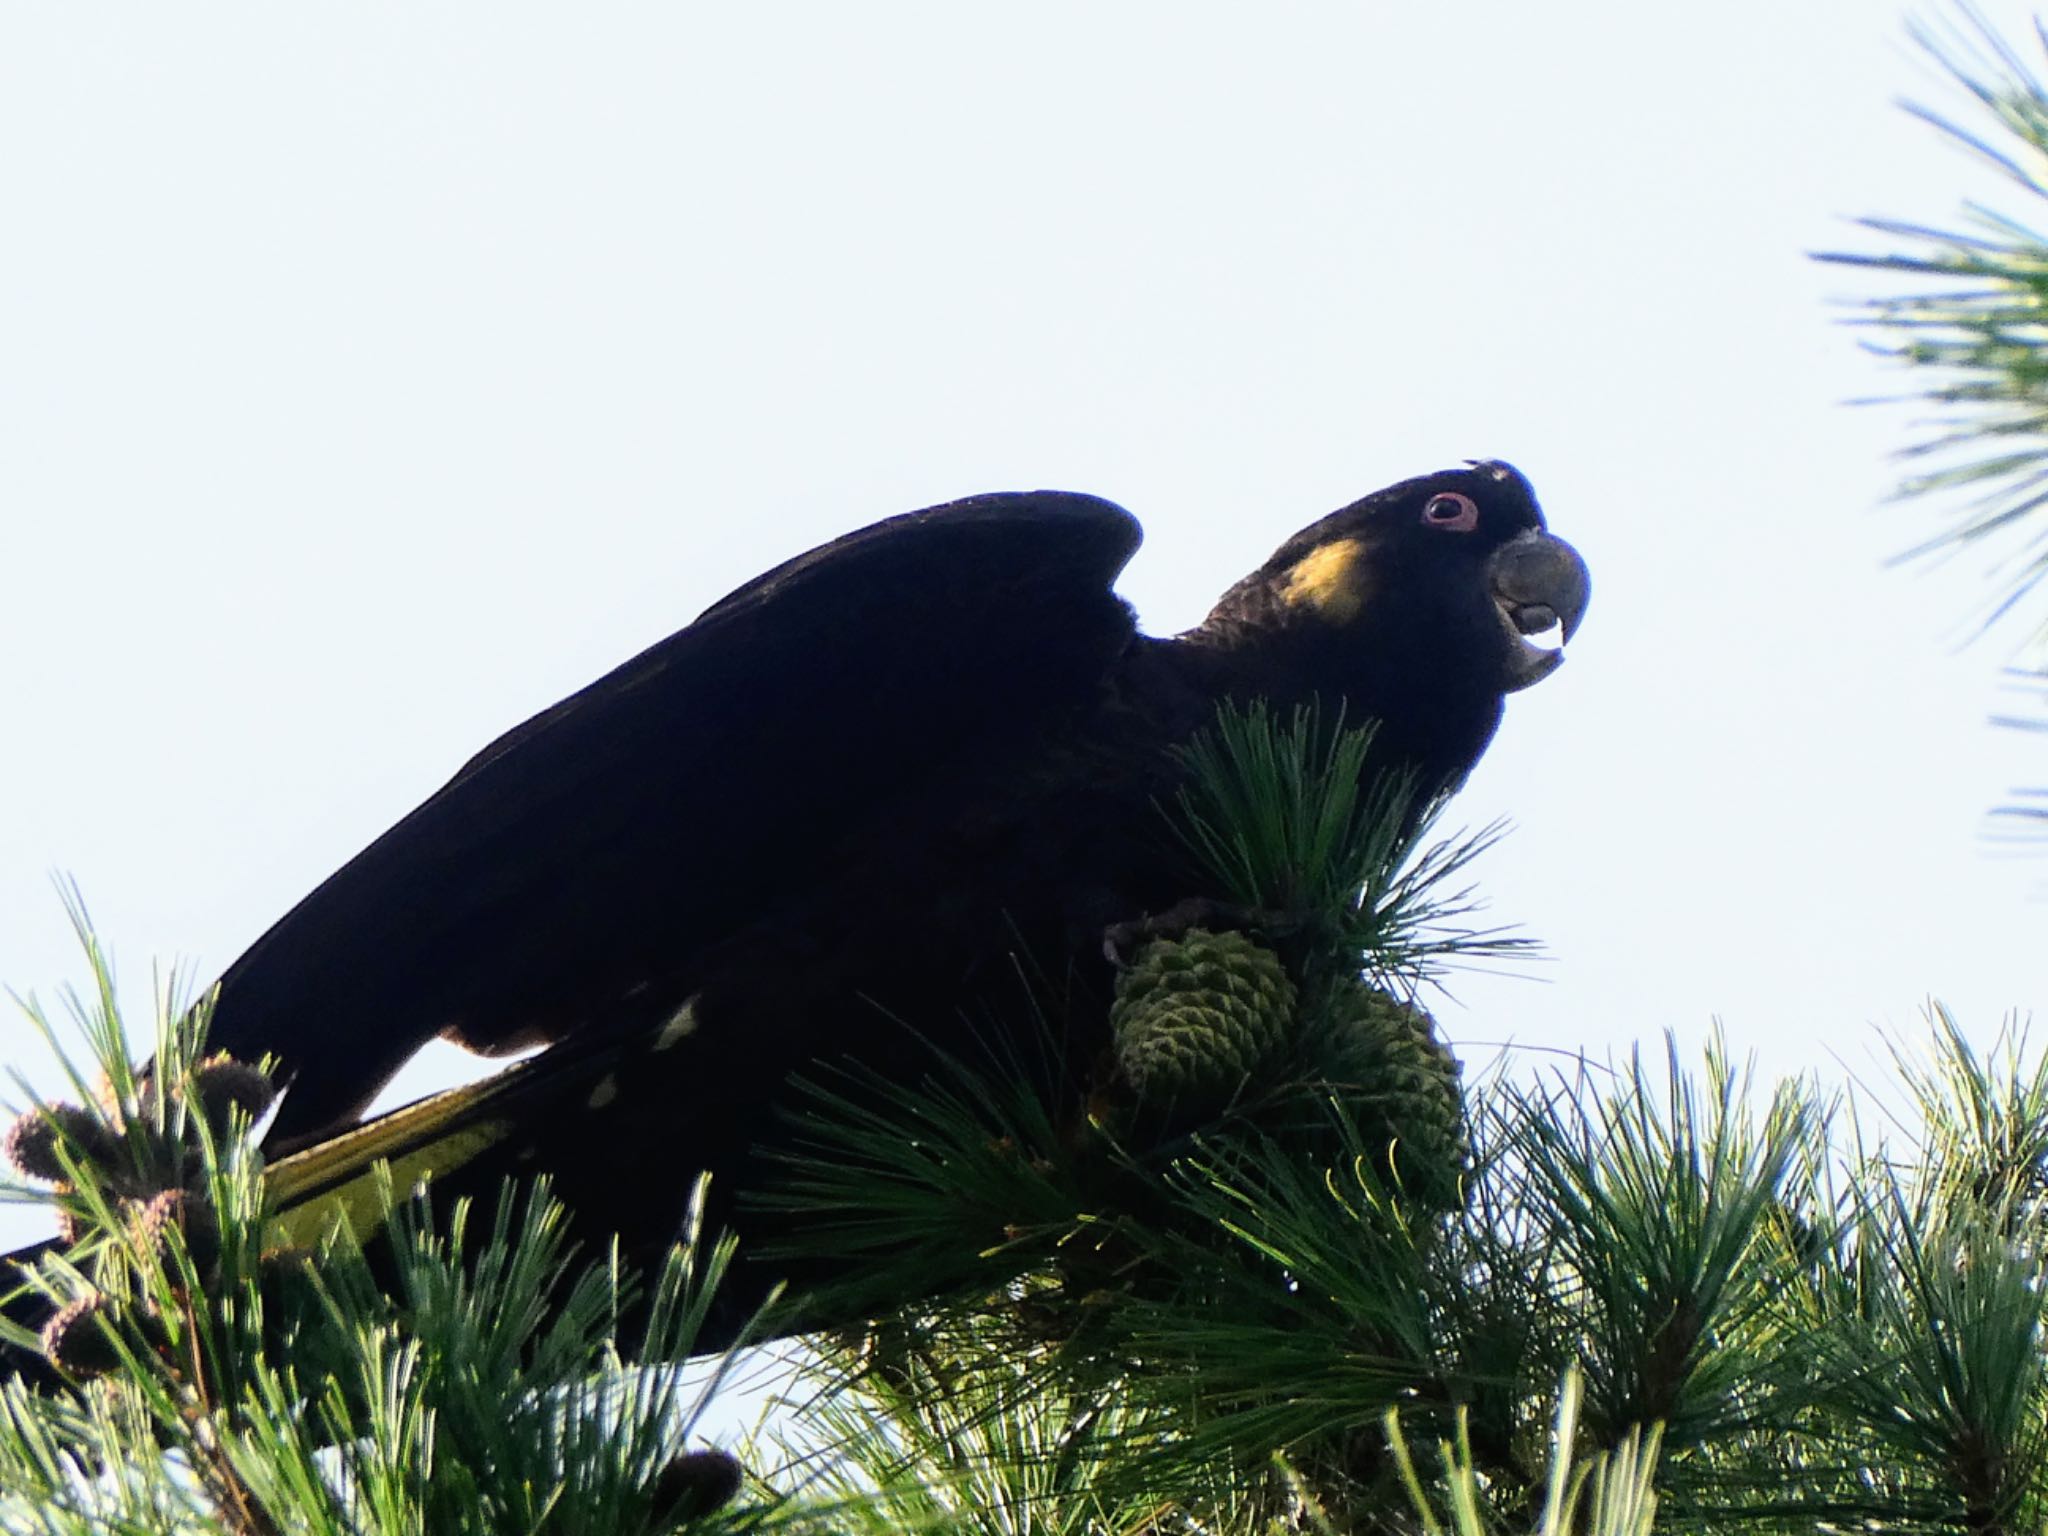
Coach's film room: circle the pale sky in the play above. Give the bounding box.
[2,3,2044,1273]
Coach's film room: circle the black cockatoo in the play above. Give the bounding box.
[6,460,1587,1358]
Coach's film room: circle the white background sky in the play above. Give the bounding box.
[1,4,2043,1278]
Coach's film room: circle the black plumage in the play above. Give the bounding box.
[15,460,1589,1352]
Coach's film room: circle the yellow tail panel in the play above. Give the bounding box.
[263,1079,517,1249]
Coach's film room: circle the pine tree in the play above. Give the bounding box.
[15,7,2048,1532]
[9,707,2048,1533]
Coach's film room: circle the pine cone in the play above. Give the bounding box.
[3,1109,69,1184]
[188,1054,277,1137]
[129,1187,223,1273]
[650,1449,746,1526]
[40,1294,124,1378]
[1315,982,1465,1206]
[3,1102,125,1185]
[53,1201,91,1246]
[1112,930,1297,1114]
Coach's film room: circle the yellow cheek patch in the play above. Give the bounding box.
[1280,538,1371,624]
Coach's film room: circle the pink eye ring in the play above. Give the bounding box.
[1422,492,1479,532]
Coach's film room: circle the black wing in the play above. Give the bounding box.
[202,492,1144,1141]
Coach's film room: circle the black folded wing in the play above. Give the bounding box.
[202,492,1145,1142]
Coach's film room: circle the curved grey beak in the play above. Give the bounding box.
[1488,530,1590,691]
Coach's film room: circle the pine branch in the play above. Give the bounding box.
[0,917,773,1536]
[1165,701,1534,987]
[1818,7,2048,656]
[1385,1371,1663,1536]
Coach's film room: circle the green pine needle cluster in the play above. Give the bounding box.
[758,699,1485,1370]
[0,915,764,1536]
[1166,700,1531,985]
[1818,5,2048,834]
[1385,1372,1662,1536]
[769,1011,2048,1535]
[1820,8,2048,651]
[12,826,2048,1530]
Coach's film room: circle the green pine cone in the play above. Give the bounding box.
[1112,929,1297,1111]
[1316,982,1466,1203]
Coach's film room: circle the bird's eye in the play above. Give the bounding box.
[1422,492,1479,532]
